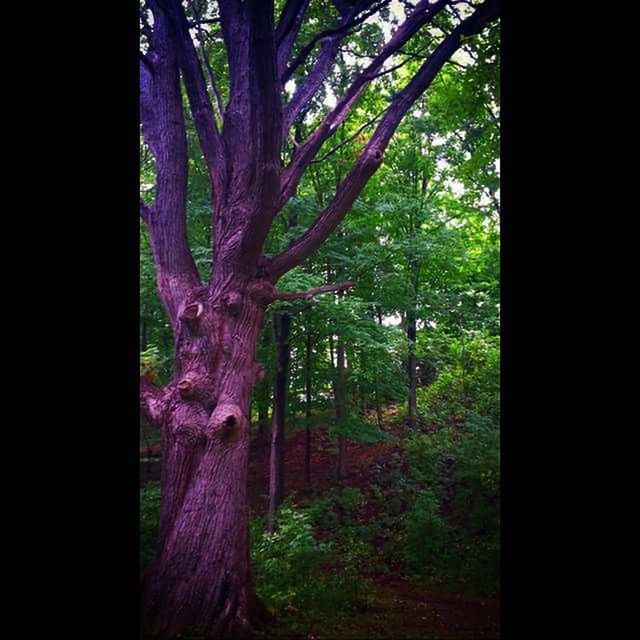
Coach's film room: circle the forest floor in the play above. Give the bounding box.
[140,414,500,640]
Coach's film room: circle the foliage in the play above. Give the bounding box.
[417,333,499,427]
[402,411,500,593]
[250,502,368,617]
[403,490,451,574]
[140,482,161,568]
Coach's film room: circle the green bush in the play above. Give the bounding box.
[251,502,367,616]
[417,334,499,427]
[140,482,161,568]
[335,486,366,512]
[330,414,388,444]
[405,428,457,496]
[401,411,500,594]
[403,490,451,573]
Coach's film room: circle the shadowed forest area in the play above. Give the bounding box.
[139,0,499,638]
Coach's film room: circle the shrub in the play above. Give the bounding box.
[251,502,367,616]
[405,428,457,497]
[335,486,366,511]
[401,412,500,594]
[403,490,451,574]
[417,334,499,427]
[140,482,161,568]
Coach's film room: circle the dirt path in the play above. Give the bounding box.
[292,580,499,639]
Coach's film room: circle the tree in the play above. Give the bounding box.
[139,0,500,637]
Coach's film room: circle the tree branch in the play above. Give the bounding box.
[212,1,283,276]
[187,0,225,124]
[159,0,226,201]
[281,1,390,133]
[282,0,390,85]
[276,0,311,80]
[273,281,354,300]
[269,0,499,280]
[279,0,450,206]
[310,109,386,165]
[140,4,202,327]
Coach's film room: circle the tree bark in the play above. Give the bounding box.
[142,278,273,639]
[267,311,291,530]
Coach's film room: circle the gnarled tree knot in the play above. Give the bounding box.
[207,403,244,442]
[177,377,196,398]
[181,301,203,321]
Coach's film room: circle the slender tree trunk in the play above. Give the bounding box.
[374,386,383,429]
[257,402,269,446]
[305,328,313,488]
[407,202,419,430]
[268,311,290,530]
[256,327,272,446]
[335,328,347,479]
[328,332,335,371]
[374,307,384,429]
[407,305,418,429]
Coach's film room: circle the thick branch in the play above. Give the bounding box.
[214,1,283,276]
[140,7,202,326]
[282,1,390,133]
[279,0,450,206]
[274,281,354,300]
[160,0,226,199]
[283,0,389,84]
[269,0,499,279]
[276,0,311,79]
[188,0,225,124]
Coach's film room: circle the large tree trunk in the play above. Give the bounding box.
[268,311,291,529]
[141,279,272,639]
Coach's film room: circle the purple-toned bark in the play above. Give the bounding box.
[139,0,499,636]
